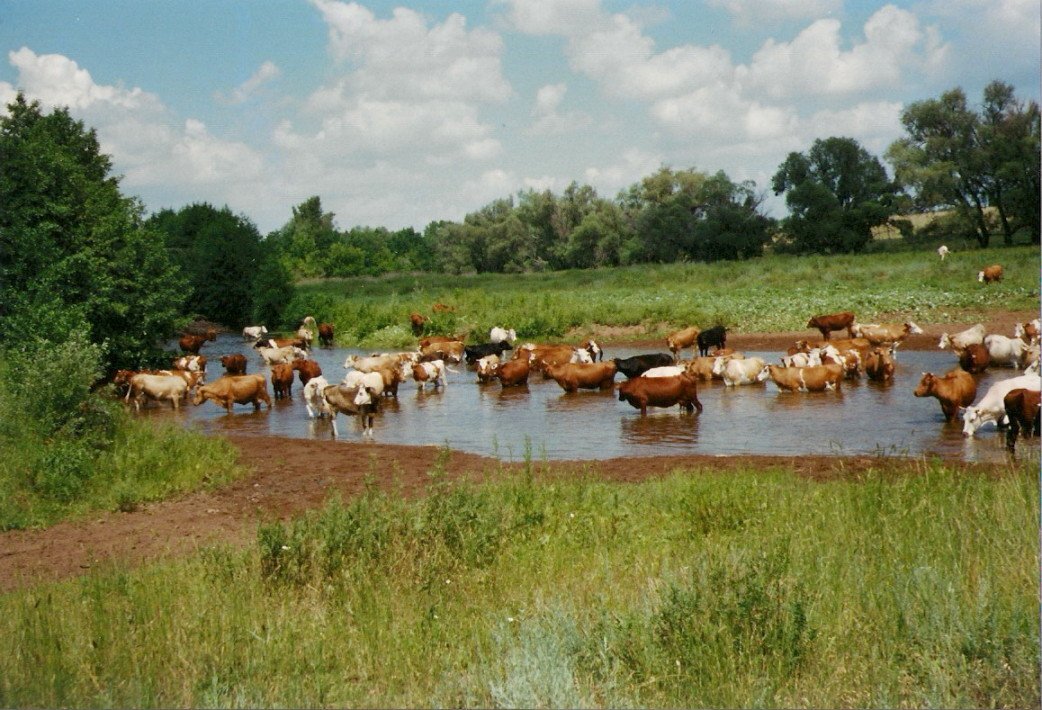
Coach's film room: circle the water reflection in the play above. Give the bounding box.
[144,334,1038,465]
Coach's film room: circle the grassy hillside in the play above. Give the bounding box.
[2,459,1036,708]
[288,245,1040,347]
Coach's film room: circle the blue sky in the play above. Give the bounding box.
[1,0,1038,233]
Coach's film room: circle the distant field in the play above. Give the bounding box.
[288,245,1040,347]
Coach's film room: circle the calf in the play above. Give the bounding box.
[612,353,675,379]
[318,323,335,347]
[696,326,727,356]
[292,358,323,387]
[767,364,843,392]
[271,363,294,399]
[464,341,513,364]
[977,264,1003,284]
[864,347,895,383]
[913,369,977,422]
[962,374,1041,437]
[617,373,703,416]
[545,361,617,393]
[193,374,271,412]
[666,326,700,360]
[322,384,379,438]
[1004,388,1041,452]
[957,343,991,374]
[220,353,247,375]
[806,311,855,341]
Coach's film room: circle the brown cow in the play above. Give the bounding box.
[806,311,856,341]
[767,364,843,392]
[545,361,617,393]
[318,323,335,347]
[271,363,294,399]
[418,335,459,348]
[977,264,1003,284]
[193,374,271,412]
[957,343,991,374]
[220,353,247,375]
[419,340,464,364]
[292,358,323,387]
[409,312,427,336]
[495,357,530,388]
[617,372,703,416]
[913,369,976,422]
[864,347,895,383]
[666,326,700,361]
[685,356,722,381]
[178,328,217,354]
[432,302,455,312]
[1004,388,1041,452]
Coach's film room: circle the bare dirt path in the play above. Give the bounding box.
[0,312,1035,593]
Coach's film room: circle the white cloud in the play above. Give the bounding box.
[708,0,841,24]
[583,148,663,195]
[501,0,603,35]
[528,82,590,133]
[214,60,280,105]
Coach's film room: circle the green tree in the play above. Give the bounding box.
[268,196,338,277]
[980,81,1040,243]
[0,94,185,369]
[148,203,264,327]
[773,137,898,253]
[250,241,295,329]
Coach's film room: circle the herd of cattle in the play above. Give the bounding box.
[113,308,1042,452]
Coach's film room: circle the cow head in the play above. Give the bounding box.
[962,406,983,436]
[354,386,374,407]
[905,322,924,335]
[755,364,770,383]
[913,373,935,397]
[938,333,952,350]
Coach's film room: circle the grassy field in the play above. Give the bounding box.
[1,458,1037,708]
[288,245,1040,347]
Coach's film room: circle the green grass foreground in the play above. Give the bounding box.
[2,459,1037,708]
[290,245,1040,347]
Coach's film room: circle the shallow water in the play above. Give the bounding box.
[141,334,1038,465]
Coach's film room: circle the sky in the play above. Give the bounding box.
[0,0,1038,234]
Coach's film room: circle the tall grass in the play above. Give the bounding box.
[2,459,1036,707]
[287,245,1041,346]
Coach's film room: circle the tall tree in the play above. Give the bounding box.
[773,137,898,253]
[0,94,185,369]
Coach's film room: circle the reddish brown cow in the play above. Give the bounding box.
[617,373,703,416]
[418,335,460,348]
[178,328,217,354]
[666,326,700,360]
[220,353,247,375]
[913,369,977,422]
[292,358,323,387]
[545,362,617,393]
[318,323,335,347]
[409,312,427,336]
[271,363,294,399]
[419,340,464,364]
[193,374,271,412]
[864,347,895,382]
[806,311,856,341]
[957,343,991,374]
[495,357,530,388]
[977,264,1003,284]
[1004,388,1041,452]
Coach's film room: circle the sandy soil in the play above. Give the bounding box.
[0,311,1035,593]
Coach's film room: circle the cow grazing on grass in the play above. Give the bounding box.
[666,327,700,360]
[193,375,271,413]
[962,374,1041,437]
[806,311,855,341]
[696,326,727,356]
[178,328,217,354]
[323,384,378,438]
[545,361,617,393]
[1004,388,1041,452]
[220,353,247,375]
[913,369,977,423]
[612,353,675,379]
[977,264,1003,284]
[617,373,703,416]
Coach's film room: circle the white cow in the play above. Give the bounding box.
[323,384,378,438]
[938,324,986,353]
[982,334,1028,368]
[257,345,307,366]
[342,370,386,397]
[242,325,268,341]
[128,373,189,412]
[643,365,686,378]
[719,357,769,386]
[405,359,453,390]
[962,374,1042,437]
[489,326,517,344]
[937,245,949,261]
[303,376,330,418]
[781,349,823,368]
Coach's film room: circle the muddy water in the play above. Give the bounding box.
[142,334,1038,464]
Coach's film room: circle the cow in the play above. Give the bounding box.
[128,373,190,412]
[781,349,822,368]
[545,361,617,393]
[913,369,977,423]
[715,357,769,386]
[344,353,411,373]
[342,370,387,398]
[1023,344,1041,376]
[786,340,812,356]
[318,323,335,348]
[697,326,727,356]
[489,326,517,344]
[476,354,500,383]
[178,328,217,354]
[322,384,378,438]
[666,326,700,361]
[292,358,323,387]
[409,312,427,336]
[302,376,330,419]
[258,336,308,350]
[977,264,1003,284]
[643,365,686,378]
[257,345,308,366]
[242,325,268,341]
[219,353,247,375]
[418,335,460,348]
[464,341,513,364]
[516,344,591,372]
[193,374,271,413]
[172,354,207,377]
[938,324,986,353]
[806,311,855,341]
[419,340,465,364]
[982,334,1027,368]
[612,353,676,379]
[864,347,895,383]
[295,324,314,350]
[820,345,863,379]
[685,356,723,381]
[407,359,453,390]
[937,245,949,261]
[767,364,843,392]
[849,322,923,355]
[962,374,1041,437]
[581,339,603,362]
[495,357,530,388]
[955,343,990,374]
[271,363,294,399]
[1004,388,1041,452]
[432,302,455,313]
[617,373,703,416]
[1014,319,1040,346]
